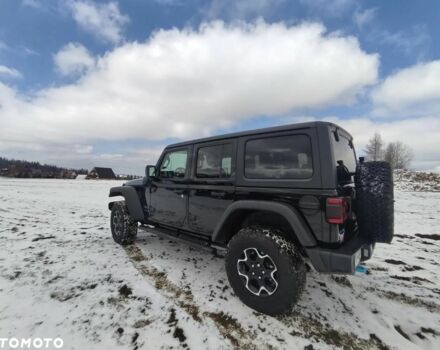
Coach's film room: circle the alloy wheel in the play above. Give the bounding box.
[237,247,279,296]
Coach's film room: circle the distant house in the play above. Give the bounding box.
[86,167,116,180]
[59,170,77,179]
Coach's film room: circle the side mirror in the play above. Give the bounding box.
[145,165,156,179]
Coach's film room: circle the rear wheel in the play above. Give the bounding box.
[110,201,138,245]
[355,161,394,243]
[225,226,306,315]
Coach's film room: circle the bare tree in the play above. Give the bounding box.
[364,132,384,161]
[384,142,413,169]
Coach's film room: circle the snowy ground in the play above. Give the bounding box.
[0,177,439,350]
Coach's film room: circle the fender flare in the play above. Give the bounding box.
[212,200,317,247]
[109,186,145,221]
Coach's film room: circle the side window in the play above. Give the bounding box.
[245,135,313,179]
[197,145,221,178]
[159,149,188,178]
[196,143,233,178]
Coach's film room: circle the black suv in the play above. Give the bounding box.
[109,121,394,315]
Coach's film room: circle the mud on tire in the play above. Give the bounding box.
[355,161,394,243]
[225,226,306,316]
[110,201,138,245]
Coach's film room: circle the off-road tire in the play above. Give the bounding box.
[355,161,394,243]
[225,226,306,315]
[110,201,138,245]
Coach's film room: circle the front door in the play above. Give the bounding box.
[149,147,190,227]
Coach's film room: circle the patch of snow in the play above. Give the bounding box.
[0,178,439,349]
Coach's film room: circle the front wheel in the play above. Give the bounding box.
[225,226,306,315]
[110,201,138,245]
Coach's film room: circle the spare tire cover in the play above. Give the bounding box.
[354,161,394,243]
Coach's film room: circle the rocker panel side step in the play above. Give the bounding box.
[139,225,227,254]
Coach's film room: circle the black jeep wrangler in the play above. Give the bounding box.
[109,121,393,315]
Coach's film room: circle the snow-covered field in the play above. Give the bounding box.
[0,177,439,350]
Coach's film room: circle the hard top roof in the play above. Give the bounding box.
[166,121,351,149]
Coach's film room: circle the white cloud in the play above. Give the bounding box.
[353,7,376,29]
[0,65,22,79]
[68,1,129,44]
[54,42,95,76]
[73,144,93,154]
[202,0,285,20]
[0,21,378,172]
[372,60,440,115]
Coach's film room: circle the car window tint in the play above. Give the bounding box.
[245,135,313,179]
[159,149,188,178]
[332,134,356,173]
[196,143,233,178]
[197,145,221,178]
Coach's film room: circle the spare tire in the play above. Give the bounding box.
[354,161,394,243]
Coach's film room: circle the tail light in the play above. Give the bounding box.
[326,197,349,224]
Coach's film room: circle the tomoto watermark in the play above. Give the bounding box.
[0,338,63,349]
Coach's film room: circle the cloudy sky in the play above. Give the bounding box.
[0,0,439,174]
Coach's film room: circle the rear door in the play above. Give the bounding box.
[187,139,236,235]
[148,147,191,227]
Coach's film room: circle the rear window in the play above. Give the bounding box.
[332,133,356,173]
[245,135,313,179]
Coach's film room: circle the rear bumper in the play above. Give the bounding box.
[305,236,374,274]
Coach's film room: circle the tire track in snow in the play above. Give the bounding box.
[124,244,259,349]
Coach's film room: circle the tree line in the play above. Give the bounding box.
[0,157,88,178]
[364,133,413,169]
